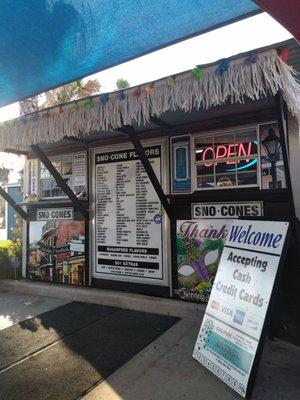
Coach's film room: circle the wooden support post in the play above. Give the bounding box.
[121,126,173,220]
[0,187,27,220]
[31,145,89,220]
[274,91,296,218]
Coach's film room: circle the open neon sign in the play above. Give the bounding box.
[198,142,255,167]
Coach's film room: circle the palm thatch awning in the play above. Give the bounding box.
[0,42,299,151]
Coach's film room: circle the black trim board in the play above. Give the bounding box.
[91,278,170,298]
[0,187,27,220]
[121,125,173,220]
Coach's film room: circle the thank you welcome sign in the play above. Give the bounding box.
[193,220,289,398]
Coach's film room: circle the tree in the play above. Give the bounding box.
[18,78,101,114]
[0,167,10,184]
[42,79,101,107]
[116,78,130,90]
[19,96,40,116]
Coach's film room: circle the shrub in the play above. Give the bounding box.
[0,240,22,279]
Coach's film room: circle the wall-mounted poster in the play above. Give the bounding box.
[27,159,38,200]
[27,207,86,285]
[73,152,88,197]
[94,145,165,284]
[175,220,230,302]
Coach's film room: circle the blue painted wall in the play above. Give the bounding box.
[7,186,22,240]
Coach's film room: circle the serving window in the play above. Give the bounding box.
[26,151,88,201]
[40,156,73,199]
[194,129,259,190]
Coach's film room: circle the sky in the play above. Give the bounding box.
[0,12,292,124]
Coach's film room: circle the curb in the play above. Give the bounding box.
[0,279,206,320]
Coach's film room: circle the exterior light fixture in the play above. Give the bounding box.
[262,128,281,188]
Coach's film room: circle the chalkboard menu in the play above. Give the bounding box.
[94,146,163,283]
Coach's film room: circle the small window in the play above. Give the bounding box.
[194,129,259,190]
[39,156,73,199]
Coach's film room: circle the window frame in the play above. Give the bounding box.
[192,125,261,192]
[38,154,74,200]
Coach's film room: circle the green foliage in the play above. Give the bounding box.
[10,212,23,240]
[19,79,102,113]
[0,239,22,258]
[43,79,101,107]
[0,240,22,279]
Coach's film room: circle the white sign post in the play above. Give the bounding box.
[193,219,289,398]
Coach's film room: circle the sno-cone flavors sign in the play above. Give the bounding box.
[193,219,289,398]
[175,220,231,302]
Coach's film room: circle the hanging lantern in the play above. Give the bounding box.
[166,77,176,87]
[279,48,289,62]
[192,67,203,81]
[70,102,79,113]
[117,90,126,100]
[83,98,95,108]
[215,59,230,76]
[245,52,260,64]
[132,86,141,97]
[100,93,109,105]
[145,84,155,95]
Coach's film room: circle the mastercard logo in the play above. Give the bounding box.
[211,300,220,310]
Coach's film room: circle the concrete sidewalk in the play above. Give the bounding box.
[1,280,299,399]
[0,289,69,330]
[83,318,300,400]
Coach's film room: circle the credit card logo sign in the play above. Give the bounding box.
[233,309,245,325]
[211,300,220,310]
[246,318,259,331]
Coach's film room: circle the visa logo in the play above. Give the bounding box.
[221,306,233,317]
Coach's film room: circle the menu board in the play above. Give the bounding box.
[193,220,289,398]
[28,159,38,196]
[73,152,87,187]
[73,152,87,198]
[94,146,163,283]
